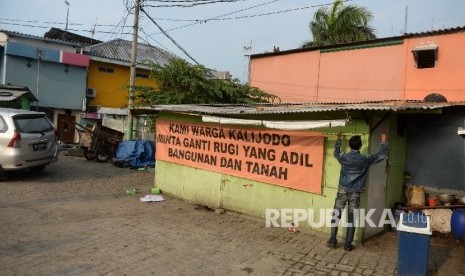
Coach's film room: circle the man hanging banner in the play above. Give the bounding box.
[156,120,324,194]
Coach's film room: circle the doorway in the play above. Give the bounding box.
[364,117,389,239]
[57,114,76,144]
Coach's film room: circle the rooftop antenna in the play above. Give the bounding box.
[91,17,98,39]
[243,40,252,84]
[65,1,70,37]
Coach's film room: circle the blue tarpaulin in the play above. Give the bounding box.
[114,140,155,168]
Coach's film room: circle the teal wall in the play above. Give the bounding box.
[154,111,405,242]
[5,56,86,110]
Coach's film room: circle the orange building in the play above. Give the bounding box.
[249,27,465,103]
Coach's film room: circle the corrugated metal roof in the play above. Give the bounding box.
[413,43,438,51]
[0,85,37,102]
[404,26,465,38]
[0,29,83,47]
[132,101,465,116]
[88,39,177,66]
[97,107,128,115]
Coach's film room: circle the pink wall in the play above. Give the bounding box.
[404,32,465,101]
[249,52,320,103]
[318,45,405,102]
[250,45,405,103]
[249,30,465,103]
[61,51,90,67]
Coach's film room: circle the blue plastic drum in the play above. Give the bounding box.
[451,209,465,241]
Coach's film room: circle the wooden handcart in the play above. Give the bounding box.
[75,122,124,162]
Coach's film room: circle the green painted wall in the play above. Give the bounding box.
[385,114,407,208]
[21,96,32,110]
[153,111,405,242]
[0,97,34,110]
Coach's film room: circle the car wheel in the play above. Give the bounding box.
[84,150,96,160]
[0,166,6,181]
[96,145,111,163]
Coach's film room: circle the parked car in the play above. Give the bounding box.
[0,108,59,178]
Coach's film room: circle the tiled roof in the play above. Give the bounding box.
[0,85,37,102]
[88,39,177,66]
[131,100,465,116]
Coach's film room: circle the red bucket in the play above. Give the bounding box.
[428,197,438,207]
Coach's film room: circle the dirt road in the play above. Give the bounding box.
[0,155,464,275]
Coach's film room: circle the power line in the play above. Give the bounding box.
[140,7,200,65]
[141,6,220,79]
[0,0,350,35]
[144,0,248,8]
[147,0,352,24]
[138,26,172,52]
[191,0,354,22]
[0,17,131,28]
[0,0,354,43]
[146,0,247,2]
[109,8,132,41]
[0,21,132,35]
[147,0,281,35]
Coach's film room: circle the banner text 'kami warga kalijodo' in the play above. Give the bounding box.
[156,121,324,194]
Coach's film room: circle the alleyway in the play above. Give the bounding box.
[0,155,464,275]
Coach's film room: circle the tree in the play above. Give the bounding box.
[302,0,376,48]
[135,59,278,106]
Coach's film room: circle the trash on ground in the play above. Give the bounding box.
[151,187,161,194]
[126,188,137,195]
[140,194,164,202]
[215,208,225,214]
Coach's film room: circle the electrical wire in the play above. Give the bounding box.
[0,20,132,35]
[0,0,351,35]
[144,0,247,8]
[147,0,281,35]
[104,0,134,41]
[139,26,172,52]
[140,7,200,65]
[140,7,222,79]
[0,17,129,28]
[146,0,247,2]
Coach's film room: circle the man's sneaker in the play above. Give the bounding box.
[326,241,337,249]
[344,245,355,252]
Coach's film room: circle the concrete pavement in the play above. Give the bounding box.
[0,155,463,275]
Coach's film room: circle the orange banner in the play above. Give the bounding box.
[156,121,324,194]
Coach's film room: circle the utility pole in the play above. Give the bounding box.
[65,1,70,39]
[403,5,408,34]
[36,48,42,111]
[126,0,140,140]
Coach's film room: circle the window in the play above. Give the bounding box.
[412,44,438,69]
[0,116,7,133]
[136,72,149,79]
[98,67,114,73]
[13,115,54,133]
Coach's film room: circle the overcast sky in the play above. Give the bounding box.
[1,0,465,82]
